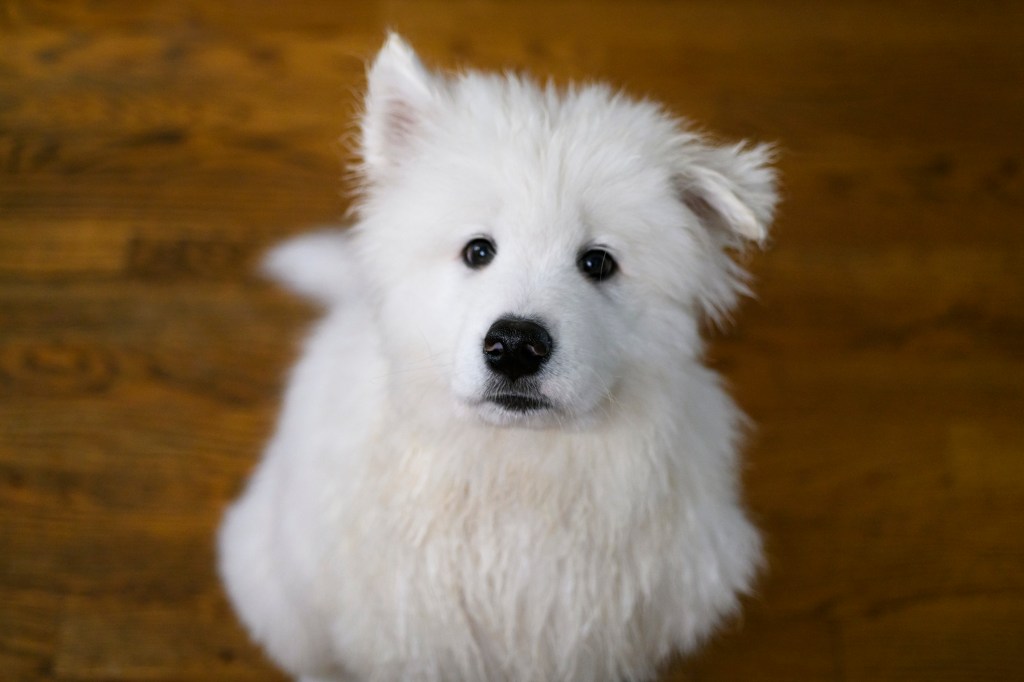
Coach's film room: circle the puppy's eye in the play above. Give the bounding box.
[463,238,496,269]
[577,248,618,282]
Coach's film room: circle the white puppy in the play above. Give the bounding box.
[219,34,777,682]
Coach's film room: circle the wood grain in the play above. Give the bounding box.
[2,1,1023,680]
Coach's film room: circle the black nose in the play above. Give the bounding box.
[483,317,553,381]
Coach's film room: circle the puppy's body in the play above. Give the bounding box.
[219,36,776,682]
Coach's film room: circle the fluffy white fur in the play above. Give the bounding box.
[219,34,777,682]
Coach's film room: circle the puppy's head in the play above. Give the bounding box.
[274,35,778,428]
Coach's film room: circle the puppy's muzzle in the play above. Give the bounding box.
[483,317,553,381]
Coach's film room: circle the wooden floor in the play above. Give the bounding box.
[2,1,1023,680]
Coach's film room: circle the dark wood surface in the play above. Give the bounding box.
[2,1,1023,680]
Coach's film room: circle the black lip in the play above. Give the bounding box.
[488,394,551,412]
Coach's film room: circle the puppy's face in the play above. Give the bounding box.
[377,186,656,426]
[448,226,631,427]
[354,171,640,427]
[348,36,776,428]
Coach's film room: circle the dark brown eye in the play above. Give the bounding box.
[577,248,618,282]
[463,238,496,268]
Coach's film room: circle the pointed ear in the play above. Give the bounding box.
[360,33,438,180]
[676,142,778,246]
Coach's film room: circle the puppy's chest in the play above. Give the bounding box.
[341,446,671,598]
[315,436,684,672]
[346,479,645,642]
[363,455,613,556]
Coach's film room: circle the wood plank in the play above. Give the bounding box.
[0,589,60,682]
[668,609,841,681]
[53,595,282,681]
[842,596,1024,682]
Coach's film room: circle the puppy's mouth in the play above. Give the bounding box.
[486,393,552,413]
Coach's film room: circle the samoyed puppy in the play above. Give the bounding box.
[219,34,777,682]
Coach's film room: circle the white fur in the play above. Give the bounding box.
[219,34,777,682]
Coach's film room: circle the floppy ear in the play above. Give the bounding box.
[359,33,438,181]
[675,142,778,246]
[674,141,779,321]
[262,229,360,307]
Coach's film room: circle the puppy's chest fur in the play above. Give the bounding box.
[337,422,679,591]
[319,425,686,677]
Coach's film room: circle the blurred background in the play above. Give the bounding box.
[2,1,1022,680]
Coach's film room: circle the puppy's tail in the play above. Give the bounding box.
[262,228,359,306]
